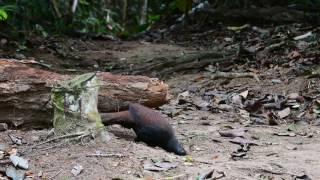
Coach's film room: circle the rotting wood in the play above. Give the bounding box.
[114,50,237,77]
[0,59,169,128]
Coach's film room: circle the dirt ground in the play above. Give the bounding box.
[0,39,320,180]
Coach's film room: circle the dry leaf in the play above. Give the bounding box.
[278,107,290,119]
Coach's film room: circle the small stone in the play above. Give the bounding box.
[71,164,83,176]
[10,155,29,170]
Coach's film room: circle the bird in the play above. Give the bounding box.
[101,103,187,156]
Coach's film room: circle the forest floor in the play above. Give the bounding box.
[1,23,320,180]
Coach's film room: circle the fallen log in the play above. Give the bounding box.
[113,50,237,77]
[0,59,169,128]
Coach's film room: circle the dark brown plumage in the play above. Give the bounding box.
[101,103,187,156]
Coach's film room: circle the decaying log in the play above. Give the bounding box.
[0,59,169,128]
[113,50,237,77]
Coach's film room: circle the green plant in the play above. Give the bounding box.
[0,8,7,20]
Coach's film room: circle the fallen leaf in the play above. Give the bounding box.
[183,155,194,163]
[154,161,177,170]
[278,107,291,119]
[232,95,243,106]
[239,90,249,99]
[191,96,209,110]
[243,100,263,113]
[229,137,258,146]
[8,134,22,145]
[198,169,226,180]
[219,128,247,138]
[178,91,190,98]
[143,160,177,172]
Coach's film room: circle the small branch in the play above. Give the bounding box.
[31,132,86,149]
[38,141,66,151]
[86,153,125,158]
[49,169,63,180]
[159,174,187,180]
[266,41,285,51]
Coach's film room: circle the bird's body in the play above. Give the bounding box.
[101,103,186,155]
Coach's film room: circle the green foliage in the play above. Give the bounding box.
[0,0,122,38]
[0,0,318,38]
[0,8,7,20]
[0,0,192,37]
[71,1,122,35]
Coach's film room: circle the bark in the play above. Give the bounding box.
[0,59,168,128]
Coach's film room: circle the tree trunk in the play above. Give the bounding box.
[0,59,169,128]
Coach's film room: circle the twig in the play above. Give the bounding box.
[31,132,86,149]
[208,71,260,82]
[86,153,125,158]
[49,169,63,180]
[266,41,285,51]
[194,159,214,165]
[159,174,187,180]
[38,141,65,151]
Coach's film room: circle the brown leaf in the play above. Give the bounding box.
[277,107,291,119]
[143,160,177,172]
[219,128,247,138]
[239,90,249,99]
[229,137,258,146]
